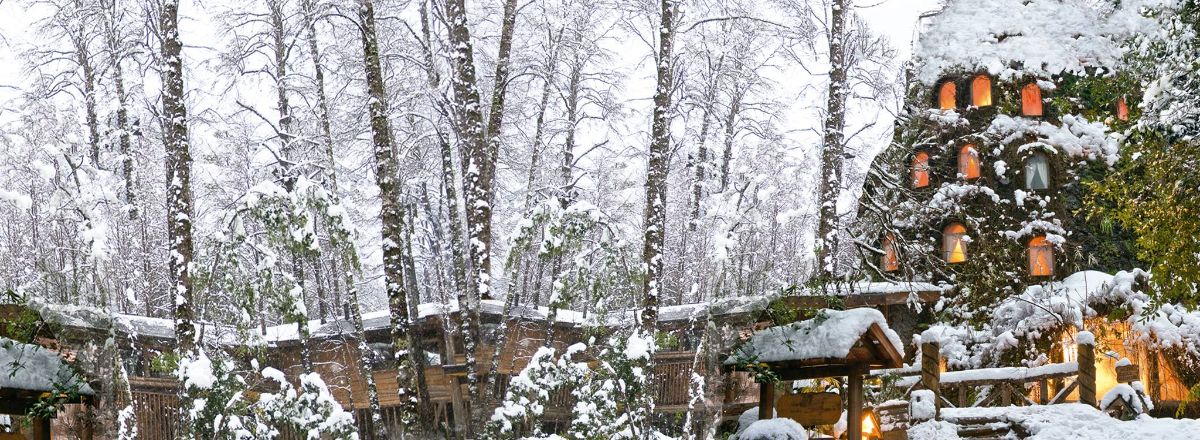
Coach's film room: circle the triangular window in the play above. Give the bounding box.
[943,223,968,264]
[959,144,981,180]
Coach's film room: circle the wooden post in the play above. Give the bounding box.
[758,381,775,420]
[1148,351,1161,403]
[848,366,864,440]
[1078,333,1097,407]
[1039,379,1049,405]
[921,340,941,416]
[32,417,50,440]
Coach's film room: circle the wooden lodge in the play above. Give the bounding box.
[3,281,944,439]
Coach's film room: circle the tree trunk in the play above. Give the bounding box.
[100,0,135,209]
[719,90,742,193]
[71,24,101,167]
[817,0,850,278]
[642,0,676,333]
[560,38,582,207]
[356,0,419,433]
[159,1,197,438]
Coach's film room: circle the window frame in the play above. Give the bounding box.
[958,144,981,181]
[881,233,900,272]
[971,75,993,107]
[1028,235,1055,277]
[912,151,931,189]
[1024,152,1052,191]
[937,81,957,111]
[943,223,968,264]
[1021,83,1043,117]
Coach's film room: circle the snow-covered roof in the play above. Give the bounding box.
[30,295,769,344]
[0,338,94,396]
[913,0,1151,85]
[725,308,904,366]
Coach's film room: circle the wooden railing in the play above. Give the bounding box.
[869,336,1099,431]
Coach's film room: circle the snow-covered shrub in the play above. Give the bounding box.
[735,418,808,440]
[257,368,359,440]
[489,331,668,440]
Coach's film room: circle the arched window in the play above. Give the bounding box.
[943,223,968,264]
[912,151,930,188]
[1025,153,1050,190]
[1022,83,1043,116]
[938,82,957,111]
[972,75,992,107]
[959,144,981,180]
[1029,235,1054,276]
[881,234,899,272]
[1117,97,1129,121]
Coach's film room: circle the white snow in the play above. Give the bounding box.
[896,362,1077,388]
[907,420,961,439]
[910,389,937,420]
[726,308,904,364]
[736,418,809,440]
[913,0,1137,85]
[1076,331,1096,346]
[931,404,1200,440]
[1101,383,1152,413]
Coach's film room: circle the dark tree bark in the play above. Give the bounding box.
[100,0,136,211]
[356,0,418,434]
[159,2,197,438]
[641,0,676,332]
[817,0,850,278]
[719,89,743,193]
[161,0,194,358]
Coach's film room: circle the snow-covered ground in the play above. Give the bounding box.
[909,404,1200,439]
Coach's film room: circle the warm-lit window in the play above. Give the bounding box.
[1029,235,1054,276]
[958,144,981,180]
[938,82,956,111]
[1117,97,1129,121]
[1022,83,1043,116]
[972,75,992,107]
[881,234,899,272]
[1025,153,1050,190]
[943,223,967,264]
[912,151,930,188]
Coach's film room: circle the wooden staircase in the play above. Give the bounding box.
[941,414,1020,440]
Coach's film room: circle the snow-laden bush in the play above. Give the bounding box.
[489,331,668,440]
[258,368,359,440]
[735,418,808,440]
[176,351,359,440]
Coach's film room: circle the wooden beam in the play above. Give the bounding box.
[867,323,904,368]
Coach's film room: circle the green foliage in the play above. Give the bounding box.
[149,351,180,375]
[27,377,83,421]
[732,353,779,385]
[1087,130,1200,306]
[1177,383,1200,418]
